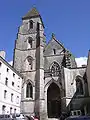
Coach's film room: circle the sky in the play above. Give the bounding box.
[0,0,90,61]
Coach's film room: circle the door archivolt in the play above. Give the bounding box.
[47,82,61,118]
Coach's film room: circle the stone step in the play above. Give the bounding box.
[48,118,59,120]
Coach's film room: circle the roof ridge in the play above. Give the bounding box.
[44,33,65,51]
[22,7,40,20]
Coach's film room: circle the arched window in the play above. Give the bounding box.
[76,76,83,95]
[26,56,33,69]
[29,20,33,29]
[26,82,33,98]
[27,37,33,49]
[50,62,60,76]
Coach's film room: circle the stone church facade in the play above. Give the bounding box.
[13,8,90,119]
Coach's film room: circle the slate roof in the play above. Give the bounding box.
[22,7,45,28]
[22,7,40,19]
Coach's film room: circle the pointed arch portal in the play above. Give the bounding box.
[47,83,61,118]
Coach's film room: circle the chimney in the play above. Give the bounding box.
[0,51,6,59]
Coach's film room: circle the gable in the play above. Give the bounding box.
[44,38,65,56]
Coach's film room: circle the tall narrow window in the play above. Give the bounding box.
[12,82,14,87]
[27,37,33,49]
[53,49,56,54]
[11,93,13,102]
[10,107,12,114]
[16,96,19,104]
[30,20,33,29]
[5,78,8,86]
[4,90,7,99]
[76,76,83,95]
[2,105,6,114]
[26,82,33,98]
[13,73,15,77]
[7,68,9,72]
[28,39,32,48]
[14,109,16,114]
[17,81,20,89]
[0,62,2,67]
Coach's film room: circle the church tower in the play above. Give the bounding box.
[13,8,46,119]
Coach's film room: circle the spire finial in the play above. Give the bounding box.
[52,33,56,40]
[32,4,36,8]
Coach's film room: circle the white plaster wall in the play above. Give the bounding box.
[0,59,22,114]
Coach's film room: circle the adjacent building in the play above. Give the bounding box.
[0,51,22,114]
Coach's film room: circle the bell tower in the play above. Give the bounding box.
[13,7,46,119]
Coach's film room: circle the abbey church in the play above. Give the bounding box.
[13,8,90,119]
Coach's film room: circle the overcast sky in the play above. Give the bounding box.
[0,0,90,61]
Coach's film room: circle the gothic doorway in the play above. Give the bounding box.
[47,83,61,118]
